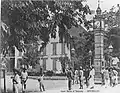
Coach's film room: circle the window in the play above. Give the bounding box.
[9,47,15,57]
[61,43,66,55]
[19,52,22,56]
[43,47,46,55]
[52,42,57,55]
[52,58,57,71]
[42,58,47,70]
[17,59,22,68]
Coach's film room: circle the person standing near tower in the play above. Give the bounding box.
[78,66,84,89]
[66,68,73,90]
[88,66,95,89]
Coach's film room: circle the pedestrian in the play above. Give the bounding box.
[66,68,73,90]
[84,66,90,88]
[101,67,105,85]
[12,69,20,93]
[74,69,79,84]
[40,66,43,76]
[109,68,114,87]
[72,69,75,85]
[104,67,110,88]
[20,68,28,93]
[78,66,84,89]
[38,74,45,92]
[88,66,95,89]
[113,69,118,86]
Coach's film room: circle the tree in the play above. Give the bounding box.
[22,43,40,68]
[59,56,70,73]
[70,30,94,67]
[103,4,120,58]
[1,0,92,56]
[103,4,120,28]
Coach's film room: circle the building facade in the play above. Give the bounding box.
[4,46,23,72]
[12,26,71,73]
[39,27,71,72]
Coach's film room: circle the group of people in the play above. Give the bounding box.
[66,66,119,90]
[11,65,119,92]
[66,66,95,90]
[101,67,118,88]
[12,68,28,93]
[11,67,45,93]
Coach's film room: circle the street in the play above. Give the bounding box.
[1,75,67,93]
[1,75,120,93]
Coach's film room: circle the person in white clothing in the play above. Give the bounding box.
[104,68,110,88]
[38,74,45,92]
[74,69,79,84]
[12,69,20,93]
[101,67,105,85]
[88,66,95,89]
[113,69,118,86]
[78,66,84,89]
[20,68,28,93]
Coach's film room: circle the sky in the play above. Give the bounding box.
[84,0,120,20]
[86,0,120,11]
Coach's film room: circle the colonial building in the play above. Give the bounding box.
[39,25,87,72]
[39,26,71,72]
[4,46,23,72]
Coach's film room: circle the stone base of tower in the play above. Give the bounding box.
[94,72,102,84]
[94,59,102,84]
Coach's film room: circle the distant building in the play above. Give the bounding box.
[4,46,23,72]
[14,47,23,68]
[39,26,71,72]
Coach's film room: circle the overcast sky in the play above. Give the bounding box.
[85,0,120,20]
[86,0,120,11]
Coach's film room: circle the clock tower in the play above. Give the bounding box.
[93,1,104,82]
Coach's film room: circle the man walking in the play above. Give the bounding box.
[71,69,75,85]
[66,68,73,90]
[109,68,114,87]
[113,69,118,86]
[104,68,110,88]
[88,66,95,89]
[38,74,45,92]
[20,68,28,93]
[12,69,20,93]
[74,69,79,84]
[84,66,90,88]
[101,67,105,85]
[78,66,84,89]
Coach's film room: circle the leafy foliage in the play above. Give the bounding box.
[71,31,94,67]
[103,5,120,28]
[103,5,120,58]
[22,43,40,67]
[1,0,92,56]
[59,56,70,73]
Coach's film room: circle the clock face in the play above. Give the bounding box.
[95,21,100,28]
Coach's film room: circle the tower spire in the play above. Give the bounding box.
[98,0,100,7]
[96,0,102,15]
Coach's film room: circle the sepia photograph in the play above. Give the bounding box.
[1,0,120,93]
